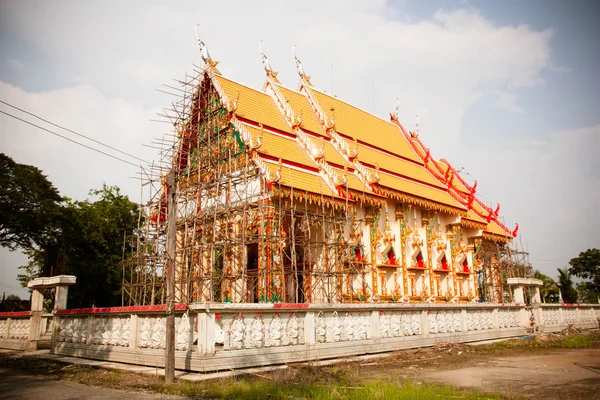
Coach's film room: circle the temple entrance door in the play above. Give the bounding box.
[246,243,259,303]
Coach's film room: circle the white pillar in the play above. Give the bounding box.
[531,287,541,304]
[513,286,525,304]
[304,311,316,345]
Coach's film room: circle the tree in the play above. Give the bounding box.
[64,185,138,307]
[557,267,578,304]
[19,184,139,308]
[569,248,600,302]
[5,294,21,301]
[0,153,63,251]
[534,270,559,303]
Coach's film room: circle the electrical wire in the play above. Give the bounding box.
[0,110,142,168]
[0,99,150,165]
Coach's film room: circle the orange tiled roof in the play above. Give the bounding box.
[310,89,422,163]
[208,70,513,239]
[213,75,290,133]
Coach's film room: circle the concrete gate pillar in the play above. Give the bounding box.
[512,286,525,304]
[26,275,76,351]
[506,278,543,305]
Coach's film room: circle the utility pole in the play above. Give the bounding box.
[165,169,176,383]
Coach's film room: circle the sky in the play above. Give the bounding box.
[0,0,599,298]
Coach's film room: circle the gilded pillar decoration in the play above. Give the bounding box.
[392,271,400,300]
[424,211,437,298]
[396,203,412,298]
[368,207,382,297]
[410,208,425,297]
[471,237,483,301]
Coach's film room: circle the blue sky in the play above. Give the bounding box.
[0,0,598,298]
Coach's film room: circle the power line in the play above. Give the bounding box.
[0,100,150,165]
[0,110,142,168]
[0,282,25,291]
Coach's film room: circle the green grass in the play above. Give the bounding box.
[164,378,506,400]
[482,333,600,353]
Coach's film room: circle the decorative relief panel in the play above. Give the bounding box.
[379,311,421,338]
[427,310,462,334]
[219,312,305,350]
[139,316,166,349]
[90,317,130,347]
[563,309,577,325]
[175,314,193,351]
[541,309,560,326]
[0,319,7,338]
[497,309,520,328]
[466,310,494,331]
[316,311,370,343]
[579,308,593,323]
[59,317,87,343]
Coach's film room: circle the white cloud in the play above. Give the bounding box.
[469,124,600,277]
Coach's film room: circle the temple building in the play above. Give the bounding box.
[124,43,518,306]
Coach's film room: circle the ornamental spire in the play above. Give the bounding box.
[195,25,220,74]
[259,40,280,83]
[293,45,312,86]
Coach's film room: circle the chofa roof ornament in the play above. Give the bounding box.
[293,45,312,86]
[195,25,221,74]
[259,40,280,83]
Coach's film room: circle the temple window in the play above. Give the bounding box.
[462,258,469,273]
[414,251,425,268]
[353,245,363,262]
[440,255,448,270]
[385,248,396,265]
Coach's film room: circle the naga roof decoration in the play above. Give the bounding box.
[199,44,517,240]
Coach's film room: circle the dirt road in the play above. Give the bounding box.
[421,349,600,399]
[0,368,184,400]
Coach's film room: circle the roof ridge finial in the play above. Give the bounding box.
[293,45,312,86]
[195,25,220,74]
[259,40,280,83]
[390,98,400,122]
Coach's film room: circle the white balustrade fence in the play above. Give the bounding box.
[3,303,599,372]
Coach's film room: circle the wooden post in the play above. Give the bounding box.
[165,169,176,383]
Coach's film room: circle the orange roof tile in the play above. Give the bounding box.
[263,161,340,198]
[243,125,313,167]
[213,75,290,133]
[377,172,466,210]
[310,89,421,163]
[356,143,445,189]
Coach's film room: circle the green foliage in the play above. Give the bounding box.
[5,294,21,301]
[569,248,600,303]
[557,267,578,304]
[19,184,138,308]
[0,153,63,251]
[533,270,559,303]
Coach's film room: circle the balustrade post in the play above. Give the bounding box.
[516,306,525,328]
[127,315,137,348]
[492,308,499,330]
[460,309,467,332]
[420,310,430,338]
[86,316,94,345]
[558,307,565,326]
[304,311,316,346]
[50,316,61,349]
[533,304,543,330]
[370,310,380,340]
[6,318,12,339]
[197,311,215,355]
